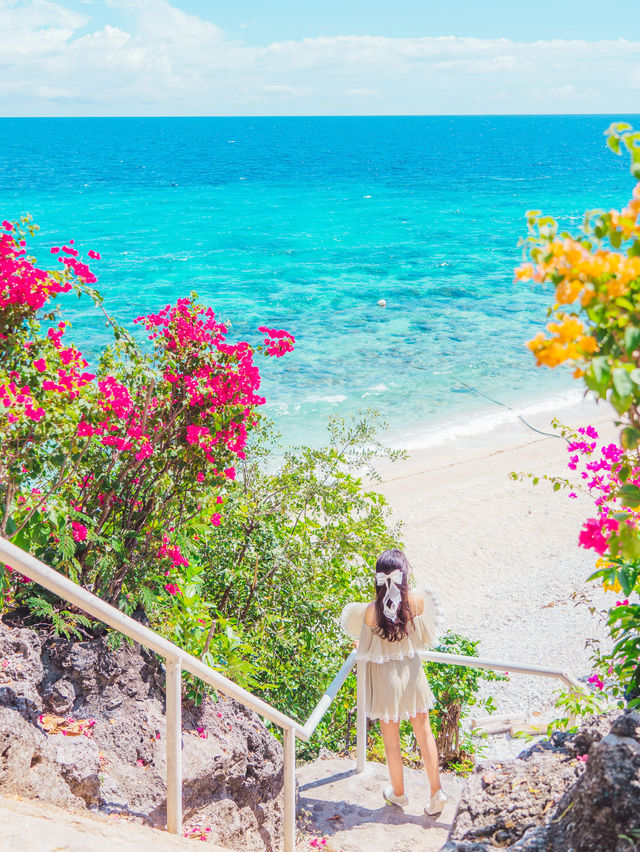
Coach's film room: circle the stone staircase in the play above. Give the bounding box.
[1,762,463,852]
[296,757,463,852]
[0,795,231,852]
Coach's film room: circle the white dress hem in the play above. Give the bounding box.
[367,705,433,723]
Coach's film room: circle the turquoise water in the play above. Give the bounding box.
[1,115,638,447]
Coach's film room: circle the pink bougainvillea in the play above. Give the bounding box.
[1,219,294,612]
[71,521,88,542]
[258,326,296,357]
[564,427,638,556]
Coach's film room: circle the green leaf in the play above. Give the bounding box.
[621,429,640,450]
[610,390,633,415]
[618,565,639,597]
[617,465,632,482]
[591,357,611,384]
[607,135,621,155]
[620,533,640,560]
[625,328,640,357]
[612,367,634,399]
[618,484,640,507]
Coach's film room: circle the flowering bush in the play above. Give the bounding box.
[520,123,640,437]
[548,422,639,705]
[0,218,294,620]
[519,125,640,705]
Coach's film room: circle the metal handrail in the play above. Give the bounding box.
[420,650,580,690]
[0,536,583,851]
[300,650,357,739]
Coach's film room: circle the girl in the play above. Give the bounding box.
[340,548,446,816]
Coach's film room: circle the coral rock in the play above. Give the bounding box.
[0,620,284,850]
[444,711,640,851]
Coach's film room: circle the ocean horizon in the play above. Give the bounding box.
[2,114,638,449]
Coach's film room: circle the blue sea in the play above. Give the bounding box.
[1,115,638,449]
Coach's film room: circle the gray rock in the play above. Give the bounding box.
[0,621,284,850]
[0,624,44,720]
[0,706,81,808]
[44,678,76,714]
[444,711,640,852]
[516,716,640,851]
[54,736,101,807]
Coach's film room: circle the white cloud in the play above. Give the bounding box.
[261,84,312,97]
[0,1,639,114]
[346,88,380,98]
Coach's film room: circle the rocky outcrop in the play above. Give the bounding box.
[443,711,640,851]
[0,620,284,850]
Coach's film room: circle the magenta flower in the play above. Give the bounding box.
[77,421,95,437]
[135,442,153,461]
[164,583,181,596]
[33,358,47,372]
[588,673,604,691]
[71,521,88,542]
[578,516,618,555]
[210,513,221,527]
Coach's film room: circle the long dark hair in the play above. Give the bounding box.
[373,548,414,642]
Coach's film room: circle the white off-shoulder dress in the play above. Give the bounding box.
[340,588,442,723]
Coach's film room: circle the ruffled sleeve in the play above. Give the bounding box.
[339,602,369,639]
[412,586,443,648]
[354,586,443,663]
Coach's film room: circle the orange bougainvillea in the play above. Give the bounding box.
[520,123,640,435]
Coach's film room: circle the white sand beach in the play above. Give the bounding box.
[376,397,618,735]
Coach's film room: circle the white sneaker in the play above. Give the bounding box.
[383,784,408,808]
[425,788,447,816]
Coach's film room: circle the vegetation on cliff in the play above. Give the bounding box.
[521,123,640,711]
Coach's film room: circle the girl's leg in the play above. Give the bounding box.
[379,719,404,796]
[409,712,442,795]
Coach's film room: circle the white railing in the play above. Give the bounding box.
[420,650,579,691]
[0,537,581,851]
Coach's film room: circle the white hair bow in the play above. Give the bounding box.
[376,569,404,622]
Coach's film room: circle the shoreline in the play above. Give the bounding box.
[382,385,597,455]
[375,396,617,752]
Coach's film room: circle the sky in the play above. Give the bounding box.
[1,0,639,116]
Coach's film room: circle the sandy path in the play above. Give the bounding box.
[297,757,463,852]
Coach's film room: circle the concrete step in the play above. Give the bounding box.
[0,795,232,852]
[296,757,464,852]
